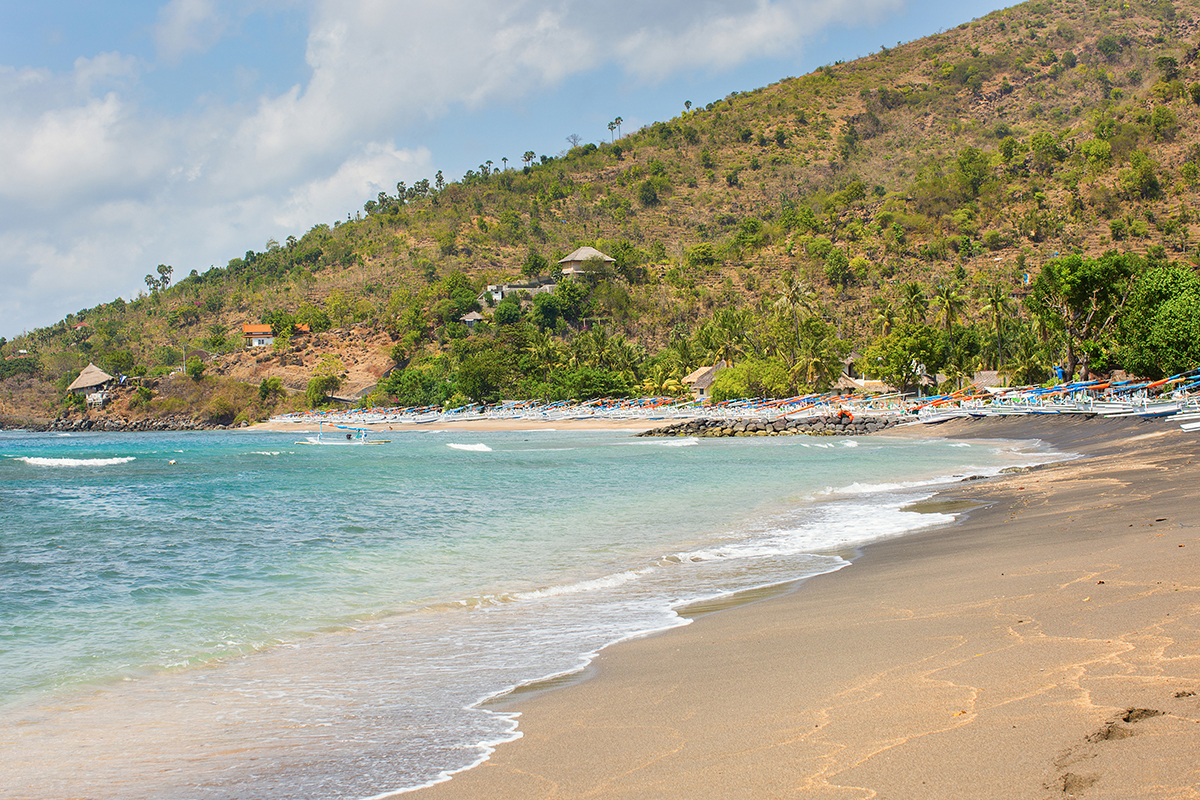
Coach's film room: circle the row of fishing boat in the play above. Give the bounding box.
[914,367,1200,429]
[269,367,1200,432]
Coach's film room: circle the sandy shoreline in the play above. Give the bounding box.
[415,416,1200,799]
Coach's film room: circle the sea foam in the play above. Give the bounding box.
[510,568,654,601]
[447,443,493,452]
[14,456,136,467]
[660,437,699,447]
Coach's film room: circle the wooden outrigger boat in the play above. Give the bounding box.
[297,422,390,445]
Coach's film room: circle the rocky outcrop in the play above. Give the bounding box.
[636,414,902,437]
[1,415,251,432]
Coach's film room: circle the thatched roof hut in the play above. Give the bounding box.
[682,361,726,400]
[559,246,615,278]
[66,363,115,393]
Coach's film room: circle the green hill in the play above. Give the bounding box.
[4,0,1200,424]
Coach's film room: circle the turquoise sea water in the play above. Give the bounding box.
[0,428,1052,798]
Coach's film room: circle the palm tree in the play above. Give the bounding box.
[525,330,562,378]
[774,272,815,361]
[641,363,685,397]
[501,157,508,171]
[982,282,1014,368]
[662,335,698,377]
[931,282,968,380]
[572,327,610,369]
[792,332,844,392]
[931,282,967,333]
[1002,323,1048,386]
[698,308,750,366]
[608,121,616,142]
[523,151,536,166]
[899,282,927,324]
[614,116,623,138]
[605,335,644,384]
[871,297,897,337]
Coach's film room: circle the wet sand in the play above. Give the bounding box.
[416,416,1200,799]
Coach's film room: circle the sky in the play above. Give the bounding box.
[0,0,1016,340]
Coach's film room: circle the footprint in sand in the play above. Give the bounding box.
[1047,708,1164,795]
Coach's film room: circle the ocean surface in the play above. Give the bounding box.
[0,427,1055,799]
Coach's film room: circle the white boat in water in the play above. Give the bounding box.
[297,422,390,445]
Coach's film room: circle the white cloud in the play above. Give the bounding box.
[0,0,918,337]
[72,52,141,94]
[275,142,434,229]
[154,0,228,65]
[0,92,172,209]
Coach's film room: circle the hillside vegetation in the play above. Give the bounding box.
[4,0,1200,424]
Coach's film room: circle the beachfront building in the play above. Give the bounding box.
[558,246,615,280]
[836,375,896,394]
[682,361,726,401]
[243,324,274,348]
[67,363,116,408]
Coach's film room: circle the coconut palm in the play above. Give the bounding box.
[525,329,562,378]
[982,281,1015,368]
[792,333,844,391]
[605,335,645,383]
[571,327,610,369]
[871,297,898,337]
[774,272,816,361]
[899,282,927,324]
[932,282,968,374]
[702,307,752,366]
[931,282,967,332]
[662,334,699,377]
[1002,323,1049,386]
[640,363,685,396]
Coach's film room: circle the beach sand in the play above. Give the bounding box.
[416,416,1200,799]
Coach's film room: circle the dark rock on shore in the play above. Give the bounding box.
[636,414,901,438]
[0,415,249,432]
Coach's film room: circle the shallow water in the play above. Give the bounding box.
[0,428,1054,798]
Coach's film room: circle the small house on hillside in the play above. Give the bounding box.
[243,324,274,348]
[478,281,554,306]
[67,363,116,408]
[185,347,212,366]
[461,311,485,330]
[558,246,615,280]
[682,361,725,401]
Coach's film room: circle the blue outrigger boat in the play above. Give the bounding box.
[296,422,390,445]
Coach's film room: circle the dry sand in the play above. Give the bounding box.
[415,416,1200,800]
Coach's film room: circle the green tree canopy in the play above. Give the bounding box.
[1117,262,1200,379]
[1025,252,1140,378]
[863,323,943,393]
[710,358,792,402]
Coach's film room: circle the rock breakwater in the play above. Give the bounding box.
[636,414,902,438]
